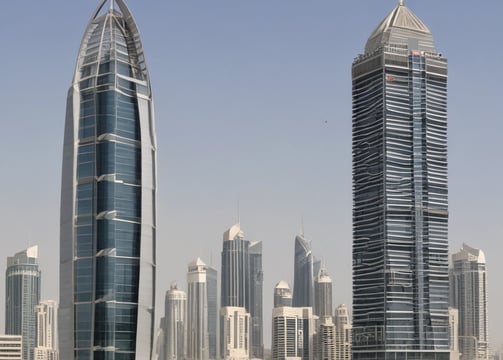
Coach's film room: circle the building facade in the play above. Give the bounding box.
[316,317,336,360]
[273,280,292,308]
[334,304,352,360]
[59,0,157,358]
[271,306,316,360]
[5,246,41,360]
[448,307,460,360]
[292,234,314,308]
[160,284,187,360]
[249,241,264,359]
[0,335,22,360]
[450,244,488,360]
[206,266,218,360]
[34,300,59,360]
[220,307,250,360]
[187,259,209,360]
[314,267,333,319]
[352,2,449,359]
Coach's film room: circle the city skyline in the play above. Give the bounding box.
[0,0,502,351]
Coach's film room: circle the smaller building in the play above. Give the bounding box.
[334,304,352,360]
[34,300,59,360]
[220,307,250,360]
[273,280,292,308]
[314,268,333,319]
[448,307,460,360]
[316,317,336,360]
[0,335,22,360]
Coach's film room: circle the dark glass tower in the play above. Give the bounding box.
[206,266,218,360]
[292,234,314,307]
[5,246,41,360]
[59,1,156,359]
[249,241,264,359]
[351,2,449,359]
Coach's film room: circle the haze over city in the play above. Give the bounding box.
[0,0,502,352]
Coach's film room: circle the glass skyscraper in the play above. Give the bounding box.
[59,0,157,359]
[5,246,41,360]
[292,234,314,308]
[352,2,449,359]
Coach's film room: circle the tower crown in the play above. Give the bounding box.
[365,3,434,54]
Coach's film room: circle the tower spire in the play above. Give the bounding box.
[399,0,404,6]
[110,0,114,10]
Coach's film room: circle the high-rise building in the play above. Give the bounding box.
[352,2,449,359]
[271,306,317,360]
[34,300,59,360]
[316,317,336,360]
[220,307,250,360]
[206,266,218,360]
[59,0,157,358]
[160,284,187,360]
[314,267,333,319]
[292,234,314,307]
[187,258,209,360]
[273,280,292,308]
[450,244,488,360]
[5,246,41,360]
[448,307,460,360]
[334,304,352,360]
[0,335,22,360]
[249,241,264,359]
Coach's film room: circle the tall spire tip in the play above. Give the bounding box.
[399,0,404,6]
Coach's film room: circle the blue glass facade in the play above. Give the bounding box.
[351,4,449,360]
[60,1,156,359]
[292,235,314,308]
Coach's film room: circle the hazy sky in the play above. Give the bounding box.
[0,0,502,349]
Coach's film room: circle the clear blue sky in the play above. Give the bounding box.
[0,0,502,349]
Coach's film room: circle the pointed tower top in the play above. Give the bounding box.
[399,0,404,6]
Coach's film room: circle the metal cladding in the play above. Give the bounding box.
[59,0,156,358]
[352,2,449,359]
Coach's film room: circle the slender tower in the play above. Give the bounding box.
[59,0,157,358]
[314,267,333,320]
[249,241,264,359]
[450,244,488,360]
[273,280,292,308]
[292,234,314,307]
[5,246,41,360]
[352,1,449,359]
[161,284,187,360]
[34,300,59,360]
[206,266,218,360]
[187,258,209,360]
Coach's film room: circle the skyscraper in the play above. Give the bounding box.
[314,267,333,320]
[34,300,59,360]
[187,258,209,360]
[273,280,292,308]
[160,284,187,360]
[5,246,41,360]
[450,244,488,360]
[206,266,218,360]
[220,307,250,360]
[352,2,449,359]
[0,335,22,360]
[249,241,264,359]
[448,307,460,360]
[271,306,316,360]
[316,317,336,360]
[292,234,314,307]
[334,304,352,360]
[59,0,157,358]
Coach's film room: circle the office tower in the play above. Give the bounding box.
[314,267,333,319]
[160,284,187,360]
[220,307,250,360]
[352,1,449,359]
[187,258,209,360]
[5,246,41,360]
[0,335,22,360]
[34,300,59,360]
[273,280,292,308]
[448,307,460,360]
[334,304,352,360]
[271,306,316,360]
[292,234,314,307]
[206,266,218,360]
[249,241,264,358]
[316,317,336,360]
[59,0,157,358]
[450,244,488,360]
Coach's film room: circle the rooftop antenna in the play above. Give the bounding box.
[110,0,114,11]
[237,200,241,227]
[300,215,305,237]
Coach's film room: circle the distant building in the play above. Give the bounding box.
[206,266,218,359]
[271,306,316,360]
[316,317,336,360]
[0,335,22,360]
[249,241,264,359]
[160,283,187,360]
[314,267,333,319]
[220,307,250,360]
[334,304,352,360]
[448,307,460,360]
[34,300,59,360]
[187,259,209,360]
[292,234,314,307]
[450,244,489,360]
[273,280,292,308]
[5,246,41,360]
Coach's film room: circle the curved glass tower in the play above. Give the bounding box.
[59,1,156,359]
[352,2,449,359]
[292,234,314,308]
